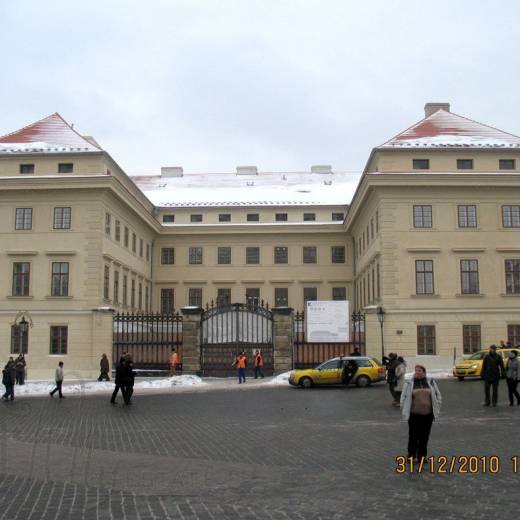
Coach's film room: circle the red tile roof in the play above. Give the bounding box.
[0,113,102,153]
[379,109,520,149]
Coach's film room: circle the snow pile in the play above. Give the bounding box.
[137,375,205,388]
[267,371,292,385]
[385,135,520,148]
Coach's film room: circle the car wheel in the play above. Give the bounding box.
[300,377,313,389]
[356,375,371,388]
[457,376,465,381]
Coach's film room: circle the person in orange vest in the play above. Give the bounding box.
[169,348,179,376]
[233,351,247,383]
[254,350,264,379]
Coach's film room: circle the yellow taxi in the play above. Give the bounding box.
[452,348,519,380]
[288,356,385,388]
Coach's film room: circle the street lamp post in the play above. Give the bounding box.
[376,306,386,361]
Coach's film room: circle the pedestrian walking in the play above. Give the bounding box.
[121,359,135,405]
[400,365,442,462]
[2,359,16,401]
[49,361,65,398]
[506,350,520,406]
[481,345,505,407]
[98,353,110,381]
[169,348,179,376]
[253,350,264,379]
[386,353,398,404]
[110,356,125,404]
[341,359,358,386]
[393,357,407,405]
[14,354,26,385]
[233,352,247,384]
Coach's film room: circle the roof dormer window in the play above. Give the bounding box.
[20,164,34,174]
[457,159,473,170]
[499,159,516,170]
[58,163,73,173]
[412,159,430,170]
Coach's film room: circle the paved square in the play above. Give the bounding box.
[0,379,518,519]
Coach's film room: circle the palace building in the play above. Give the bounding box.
[1,103,519,378]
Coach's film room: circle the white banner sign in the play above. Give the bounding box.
[306,300,350,342]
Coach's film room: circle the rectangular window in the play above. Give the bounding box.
[247,213,259,222]
[332,212,344,221]
[457,159,474,170]
[132,233,136,253]
[246,247,260,264]
[370,218,374,239]
[508,324,520,346]
[58,163,73,173]
[376,263,381,299]
[274,246,288,264]
[303,246,317,264]
[50,326,68,355]
[115,220,121,241]
[505,259,520,294]
[20,164,34,174]
[162,215,175,223]
[12,262,30,296]
[113,271,119,304]
[131,279,135,308]
[303,213,316,221]
[124,227,129,247]
[331,246,345,263]
[413,159,430,170]
[413,205,432,228]
[190,214,203,223]
[161,248,175,264]
[502,205,520,228]
[105,213,111,236]
[275,213,288,222]
[499,159,516,170]
[375,209,379,232]
[458,205,477,228]
[461,259,479,294]
[10,325,28,354]
[189,247,203,264]
[219,213,231,222]
[15,208,32,230]
[103,265,110,300]
[274,287,288,306]
[146,244,150,262]
[53,207,71,229]
[138,283,142,310]
[51,262,69,297]
[217,288,231,306]
[463,324,481,354]
[417,325,436,355]
[139,239,143,258]
[188,288,203,307]
[303,287,318,305]
[332,287,347,301]
[145,285,149,312]
[245,288,260,306]
[415,260,434,295]
[122,275,128,306]
[218,246,231,265]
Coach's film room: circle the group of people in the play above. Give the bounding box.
[2,354,27,401]
[232,350,265,383]
[110,353,135,405]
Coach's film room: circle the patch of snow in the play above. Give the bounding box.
[404,369,453,380]
[267,371,292,385]
[383,135,520,148]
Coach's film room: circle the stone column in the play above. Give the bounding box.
[181,307,203,375]
[272,307,294,373]
[91,307,115,379]
[364,305,383,361]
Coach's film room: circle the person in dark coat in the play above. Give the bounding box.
[341,359,358,386]
[98,354,110,381]
[14,354,26,385]
[505,350,520,406]
[121,360,135,405]
[110,357,125,404]
[386,353,398,404]
[351,348,361,357]
[2,359,16,401]
[481,345,505,407]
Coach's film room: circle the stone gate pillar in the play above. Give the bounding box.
[272,307,294,373]
[181,307,203,375]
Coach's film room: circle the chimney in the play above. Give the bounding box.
[161,166,183,177]
[424,102,450,118]
[311,164,332,174]
[236,166,258,175]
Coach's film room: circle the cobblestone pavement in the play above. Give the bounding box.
[0,379,519,519]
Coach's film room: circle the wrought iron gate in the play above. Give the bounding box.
[201,302,274,376]
[293,310,365,368]
[113,312,183,370]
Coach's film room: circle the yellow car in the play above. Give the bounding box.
[452,348,519,380]
[288,356,385,388]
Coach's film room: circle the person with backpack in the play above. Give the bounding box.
[400,364,442,462]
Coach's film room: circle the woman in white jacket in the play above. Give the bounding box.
[400,365,442,461]
[393,357,406,405]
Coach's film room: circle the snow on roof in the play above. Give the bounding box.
[379,109,520,149]
[0,113,102,154]
[131,171,359,207]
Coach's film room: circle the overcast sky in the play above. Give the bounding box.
[1,0,519,175]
